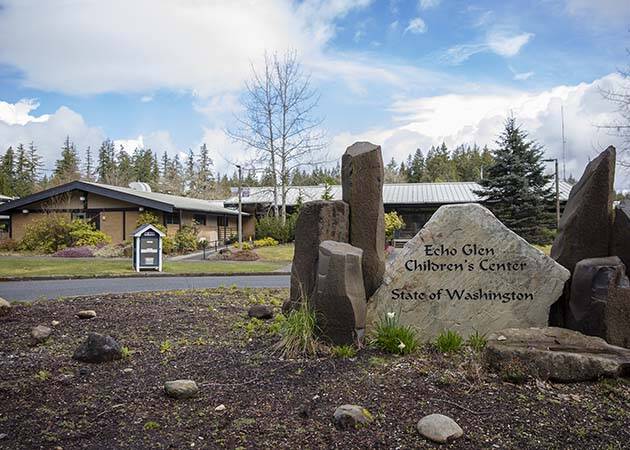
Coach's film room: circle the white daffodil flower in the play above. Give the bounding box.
[386,312,395,320]
[398,341,406,350]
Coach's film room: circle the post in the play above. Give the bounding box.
[555,158,560,230]
[237,164,243,248]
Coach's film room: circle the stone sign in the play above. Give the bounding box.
[366,203,570,341]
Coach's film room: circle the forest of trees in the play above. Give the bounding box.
[0,137,499,200]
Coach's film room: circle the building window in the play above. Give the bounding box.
[193,214,207,226]
[164,212,180,225]
[217,216,228,227]
[72,211,100,230]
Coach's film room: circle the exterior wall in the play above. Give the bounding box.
[87,193,135,209]
[243,216,256,240]
[99,211,124,243]
[10,211,71,241]
[125,210,141,242]
[28,192,84,210]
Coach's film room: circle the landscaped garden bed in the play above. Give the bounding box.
[0,288,628,449]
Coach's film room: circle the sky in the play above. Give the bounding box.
[0,0,629,189]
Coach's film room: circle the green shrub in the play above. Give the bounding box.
[467,330,487,352]
[68,220,111,247]
[20,214,109,253]
[254,237,279,247]
[274,302,320,358]
[330,344,357,358]
[435,330,464,353]
[233,241,253,251]
[371,312,418,355]
[384,211,405,241]
[255,214,296,243]
[174,225,199,253]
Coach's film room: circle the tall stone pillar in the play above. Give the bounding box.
[342,142,385,298]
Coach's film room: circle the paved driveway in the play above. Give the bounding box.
[0,275,291,301]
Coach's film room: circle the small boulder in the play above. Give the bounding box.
[417,414,464,443]
[31,325,52,343]
[73,333,123,363]
[0,298,11,317]
[51,320,60,327]
[248,304,274,320]
[333,404,373,429]
[77,310,97,319]
[164,380,199,399]
[485,327,630,382]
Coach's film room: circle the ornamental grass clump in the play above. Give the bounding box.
[274,301,321,358]
[371,312,418,355]
[435,330,464,353]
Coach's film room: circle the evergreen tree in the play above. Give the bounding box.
[0,147,15,196]
[425,143,457,181]
[116,147,134,185]
[475,117,555,244]
[190,143,214,196]
[97,139,117,184]
[27,142,42,185]
[52,136,81,185]
[408,148,426,182]
[84,146,95,181]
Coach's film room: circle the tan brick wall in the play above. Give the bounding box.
[11,212,71,241]
[99,211,124,243]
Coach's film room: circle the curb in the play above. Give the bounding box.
[0,271,291,282]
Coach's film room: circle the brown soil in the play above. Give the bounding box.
[0,288,629,449]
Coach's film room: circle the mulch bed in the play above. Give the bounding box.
[0,288,629,449]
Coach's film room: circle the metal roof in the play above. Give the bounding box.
[224,181,573,206]
[0,181,243,216]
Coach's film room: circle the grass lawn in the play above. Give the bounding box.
[0,256,285,278]
[253,243,294,262]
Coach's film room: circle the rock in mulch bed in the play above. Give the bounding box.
[485,327,630,382]
[31,325,52,343]
[0,297,10,316]
[76,310,97,319]
[73,332,123,363]
[164,380,199,399]
[417,413,464,443]
[248,304,274,320]
[333,404,373,429]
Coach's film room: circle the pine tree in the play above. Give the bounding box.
[0,147,15,196]
[52,136,81,185]
[116,147,134,185]
[408,148,426,182]
[27,142,42,186]
[84,146,95,181]
[475,117,555,244]
[97,139,117,184]
[191,143,214,197]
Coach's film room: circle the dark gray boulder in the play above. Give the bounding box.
[73,333,123,363]
[485,327,630,382]
[611,200,630,278]
[550,146,616,325]
[342,141,385,298]
[287,200,349,312]
[566,256,629,340]
[606,269,630,348]
[311,240,366,345]
[248,304,273,320]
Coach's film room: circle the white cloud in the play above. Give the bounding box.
[0,0,373,97]
[443,31,534,64]
[331,74,628,189]
[418,0,441,10]
[0,99,50,126]
[405,17,428,34]
[510,67,535,81]
[114,136,144,152]
[0,103,105,168]
[140,95,153,103]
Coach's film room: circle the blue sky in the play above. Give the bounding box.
[0,0,628,187]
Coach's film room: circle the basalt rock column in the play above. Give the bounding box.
[312,240,366,345]
[342,142,385,298]
[550,146,616,325]
[287,200,349,311]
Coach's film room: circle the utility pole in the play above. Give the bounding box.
[561,105,567,181]
[543,158,560,230]
[236,164,243,248]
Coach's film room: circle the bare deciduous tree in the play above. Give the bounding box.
[227,50,326,222]
[598,53,630,167]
